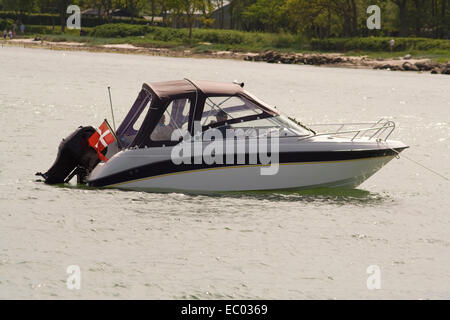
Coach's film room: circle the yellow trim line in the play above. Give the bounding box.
[107,155,394,188]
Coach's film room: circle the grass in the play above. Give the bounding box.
[344,49,450,63]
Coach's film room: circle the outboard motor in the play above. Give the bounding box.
[36,126,100,185]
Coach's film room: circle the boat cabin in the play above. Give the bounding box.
[115,79,312,149]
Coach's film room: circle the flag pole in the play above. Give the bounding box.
[104,118,122,150]
[108,86,116,133]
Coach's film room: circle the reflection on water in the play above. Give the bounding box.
[48,180,387,206]
[190,187,388,206]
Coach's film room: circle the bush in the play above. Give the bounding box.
[310,37,450,52]
[0,11,157,28]
[89,24,304,50]
[0,17,13,30]
[151,27,185,42]
[89,23,152,37]
[193,29,245,45]
[24,25,61,34]
[269,32,300,49]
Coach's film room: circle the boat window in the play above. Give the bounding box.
[116,90,152,148]
[201,96,262,126]
[132,104,149,131]
[151,98,191,142]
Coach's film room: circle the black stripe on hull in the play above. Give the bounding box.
[88,147,407,187]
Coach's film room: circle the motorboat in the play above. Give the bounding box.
[38,79,408,192]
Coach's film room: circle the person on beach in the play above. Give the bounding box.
[389,38,395,53]
[8,30,13,39]
[2,29,7,39]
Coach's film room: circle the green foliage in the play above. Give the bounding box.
[89,23,306,49]
[242,0,284,32]
[89,23,151,37]
[192,28,245,44]
[2,0,449,42]
[10,24,91,35]
[23,24,60,34]
[0,17,13,29]
[0,11,158,28]
[91,24,445,53]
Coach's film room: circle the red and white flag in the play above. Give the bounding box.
[88,120,116,162]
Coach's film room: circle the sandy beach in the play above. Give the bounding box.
[2,38,448,74]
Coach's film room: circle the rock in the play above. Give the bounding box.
[265,50,281,63]
[404,54,412,60]
[414,62,433,71]
[390,65,404,71]
[262,50,275,61]
[266,57,279,63]
[279,54,295,64]
[262,50,274,58]
[402,61,419,71]
[304,54,329,65]
[374,64,403,71]
[293,54,305,64]
[431,69,439,74]
[374,64,393,70]
[441,67,450,75]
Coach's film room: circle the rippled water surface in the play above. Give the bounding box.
[0,47,449,299]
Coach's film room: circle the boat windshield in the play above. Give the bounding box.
[201,95,263,126]
[222,115,312,138]
[201,95,313,139]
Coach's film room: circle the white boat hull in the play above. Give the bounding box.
[88,136,407,192]
[102,155,396,192]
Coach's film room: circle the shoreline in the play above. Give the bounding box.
[2,38,449,74]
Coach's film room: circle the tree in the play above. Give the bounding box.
[392,0,408,36]
[242,0,284,32]
[1,0,37,14]
[213,0,225,28]
[282,0,328,35]
[59,0,69,32]
[229,0,257,30]
[167,0,205,38]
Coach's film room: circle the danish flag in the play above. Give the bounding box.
[88,120,116,162]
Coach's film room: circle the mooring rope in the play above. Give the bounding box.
[391,148,449,182]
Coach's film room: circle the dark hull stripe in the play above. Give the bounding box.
[88,148,407,187]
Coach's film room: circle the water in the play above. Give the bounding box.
[0,46,449,299]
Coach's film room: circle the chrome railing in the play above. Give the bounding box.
[304,118,396,141]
